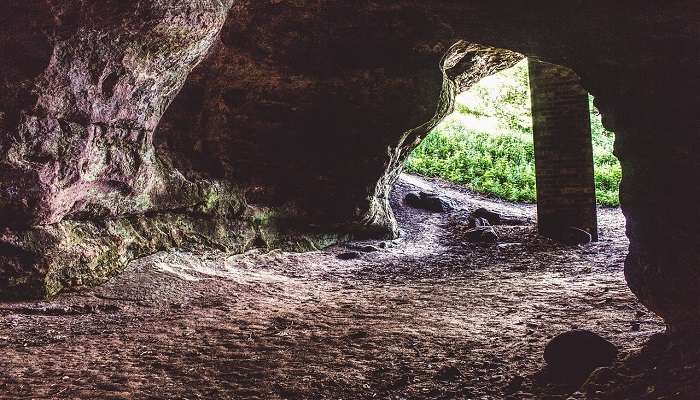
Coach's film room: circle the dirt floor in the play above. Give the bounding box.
[0,174,684,399]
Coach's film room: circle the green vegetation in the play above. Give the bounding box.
[406,59,621,206]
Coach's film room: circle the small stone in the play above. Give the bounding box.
[403,192,421,207]
[403,191,453,212]
[472,207,502,224]
[480,228,499,243]
[465,226,499,243]
[544,330,618,382]
[337,252,361,260]
[436,365,462,382]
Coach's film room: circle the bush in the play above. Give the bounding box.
[406,121,537,203]
[406,59,621,207]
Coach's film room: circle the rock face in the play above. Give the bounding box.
[0,1,342,298]
[0,0,239,297]
[156,5,521,238]
[0,1,699,335]
[0,0,233,227]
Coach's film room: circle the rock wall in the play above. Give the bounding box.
[1,1,699,333]
[0,0,232,227]
[593,71,700,334]
[0,0,341,298]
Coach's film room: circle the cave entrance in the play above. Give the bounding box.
[406,57,621,243]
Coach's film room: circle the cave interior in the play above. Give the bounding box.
[0,1,699,399]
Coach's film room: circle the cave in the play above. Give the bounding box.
[1,1,699,399]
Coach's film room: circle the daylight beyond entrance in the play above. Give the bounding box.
[406,59,621,207]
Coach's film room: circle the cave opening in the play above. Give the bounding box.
[402,56,621,245]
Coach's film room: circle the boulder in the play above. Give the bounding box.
[544,330,618,382]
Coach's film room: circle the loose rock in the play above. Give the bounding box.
[404,191,453,213]
[465,226,499,243]
[544,330,618,382]
[337,252,361,260]
[472,207,502,224]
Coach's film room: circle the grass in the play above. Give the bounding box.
[405,59,621,207]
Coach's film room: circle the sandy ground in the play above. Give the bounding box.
[0,174,669,399]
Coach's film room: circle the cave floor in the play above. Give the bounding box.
[0,174,670,399]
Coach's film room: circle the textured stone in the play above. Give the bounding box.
[0,0,235,227]
[0,0,348,298]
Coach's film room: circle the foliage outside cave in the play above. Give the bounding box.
[406,59,621,206]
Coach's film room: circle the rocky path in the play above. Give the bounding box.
[0,174,665,399]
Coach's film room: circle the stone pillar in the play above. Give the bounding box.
[528,59,598,242]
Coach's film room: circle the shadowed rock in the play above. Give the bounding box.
[472,208,502,224]
[544,330,618,383]
[337,252,361,260]
[465,226,499,243]
[404,191,453,213]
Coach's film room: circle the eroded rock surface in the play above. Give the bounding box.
[0,1,342,298]
[0,0,242,297]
